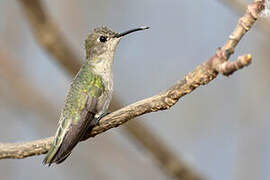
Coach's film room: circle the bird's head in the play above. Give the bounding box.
[85,26,149,60]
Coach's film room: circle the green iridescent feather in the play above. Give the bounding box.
[43,62,105,164]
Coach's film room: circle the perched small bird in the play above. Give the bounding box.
[43,26,149,165]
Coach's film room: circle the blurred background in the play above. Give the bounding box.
[0,0,270,179]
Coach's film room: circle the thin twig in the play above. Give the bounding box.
[15,0,202,179]
[220,0,270,34]
[1,0,264,163]
[215,53,252,76]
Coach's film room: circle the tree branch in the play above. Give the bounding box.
[0,138,53,159]
[220,0,270,34]
[1,0,264,162]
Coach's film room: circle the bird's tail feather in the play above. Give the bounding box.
[43,112,95,165]
[43,143,59,166]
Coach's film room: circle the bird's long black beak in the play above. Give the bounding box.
[114,26,150,38]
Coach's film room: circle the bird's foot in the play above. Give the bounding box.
[91,112,111,127]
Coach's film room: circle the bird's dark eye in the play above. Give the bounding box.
[99,36,107,42]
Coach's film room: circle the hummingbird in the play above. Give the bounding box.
[43,26,149,165]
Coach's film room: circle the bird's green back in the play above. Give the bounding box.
[57,62,105,140]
